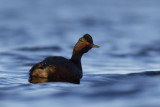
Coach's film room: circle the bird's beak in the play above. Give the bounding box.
[92,44,100,48]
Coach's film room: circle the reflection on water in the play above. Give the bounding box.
[29,77,49,84]
[1,0,160,107]
[29,77,79,84]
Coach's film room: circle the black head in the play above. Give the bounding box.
[83,34,93,44]
[73,34,99,54]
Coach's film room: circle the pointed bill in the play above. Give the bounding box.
[92,44,100,48]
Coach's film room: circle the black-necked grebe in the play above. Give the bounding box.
[29,34,99,84]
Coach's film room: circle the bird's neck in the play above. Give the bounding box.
[70,52,83,70]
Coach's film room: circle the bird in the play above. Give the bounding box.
[29,34,99,84]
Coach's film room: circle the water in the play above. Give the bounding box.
[0,0,160,107]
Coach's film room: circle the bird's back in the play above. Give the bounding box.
[29,56,82,84]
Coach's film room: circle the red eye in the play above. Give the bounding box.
[86,42,90,45]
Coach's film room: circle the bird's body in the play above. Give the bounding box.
[30,56,82,83]
[29,34,99,84]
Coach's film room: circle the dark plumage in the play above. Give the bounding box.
[29,34,99,84]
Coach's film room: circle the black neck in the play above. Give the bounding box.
[70,52,83,70]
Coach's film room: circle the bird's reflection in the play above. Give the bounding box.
[29,77,48,84]
[29,77,80,84]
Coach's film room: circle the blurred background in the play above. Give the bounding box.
[0,0,160,107]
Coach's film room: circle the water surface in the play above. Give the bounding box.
[0,0,160,107]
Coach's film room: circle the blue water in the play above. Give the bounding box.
[1,0,160,107]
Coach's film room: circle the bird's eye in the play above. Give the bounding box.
[86,42,90,45]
